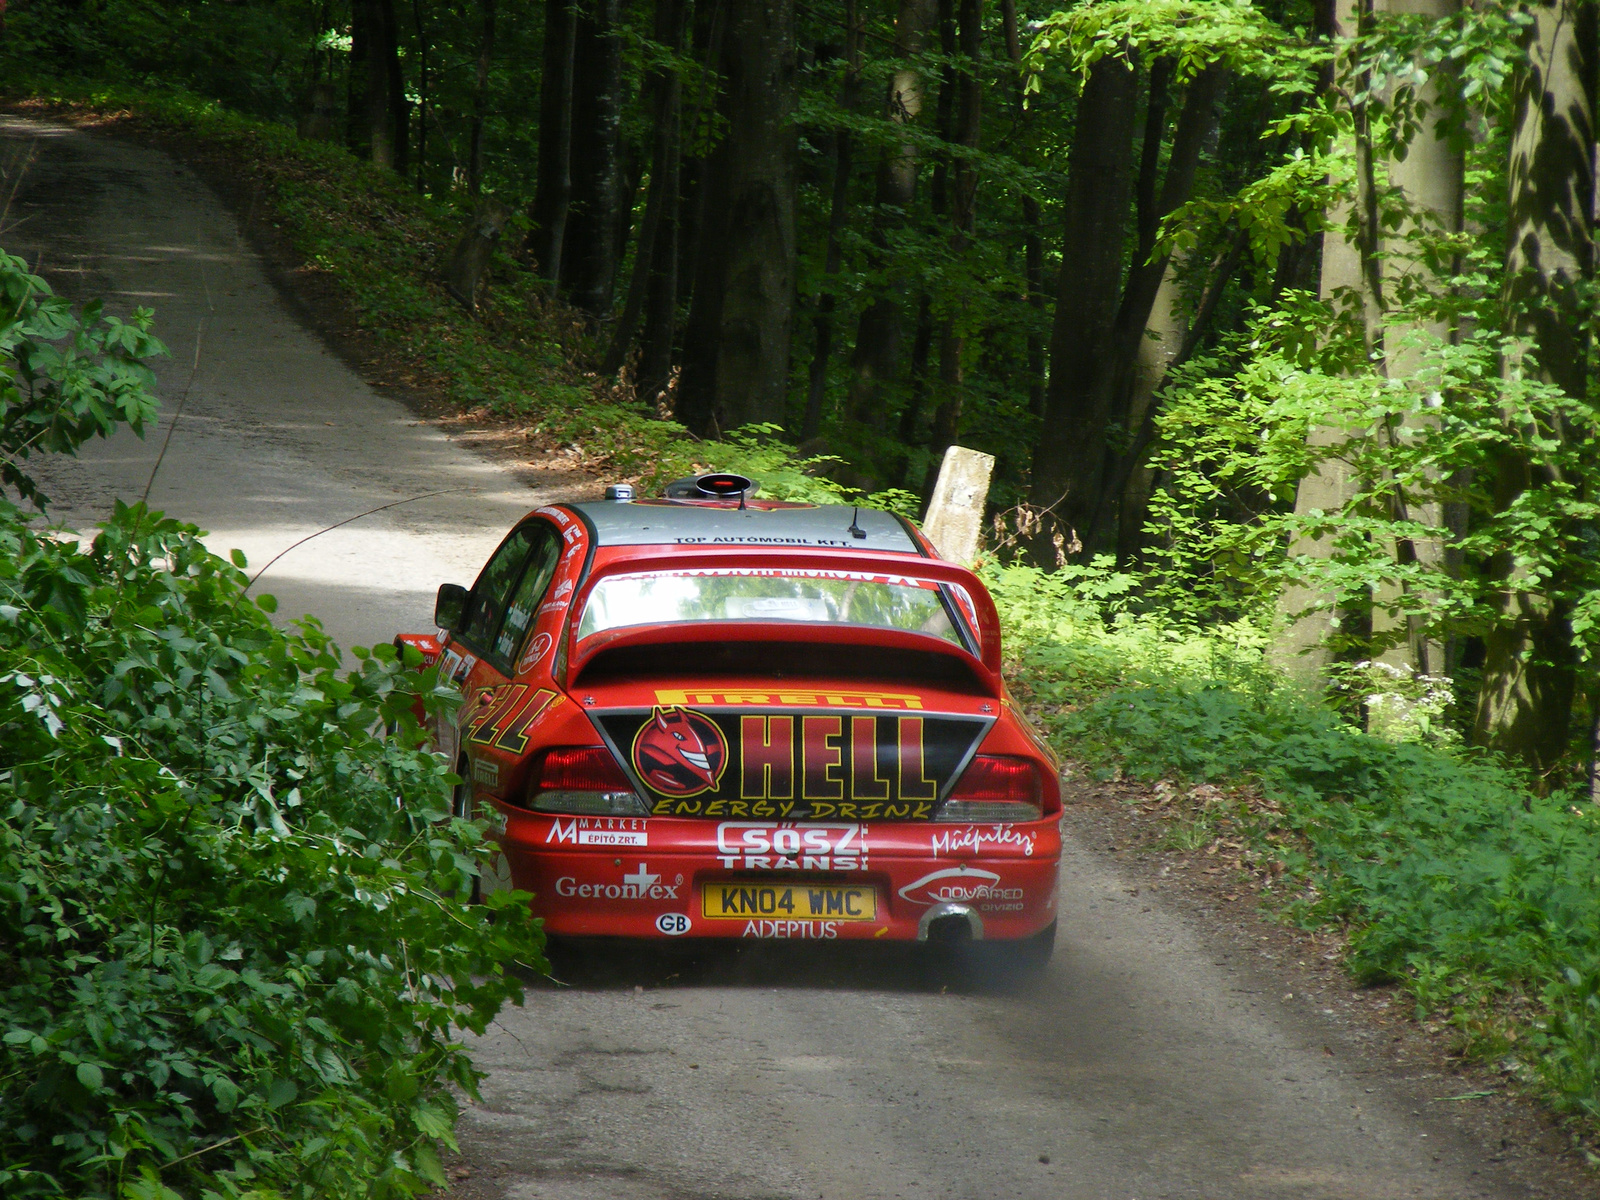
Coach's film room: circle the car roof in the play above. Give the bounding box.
[567,500,925,555]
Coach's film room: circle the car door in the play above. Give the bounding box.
[436,524,534,769]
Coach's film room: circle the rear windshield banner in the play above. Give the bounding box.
[594,706,990,820]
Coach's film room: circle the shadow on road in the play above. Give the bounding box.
[534,936,1054,999]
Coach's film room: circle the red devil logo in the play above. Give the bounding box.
[631,706,728,797]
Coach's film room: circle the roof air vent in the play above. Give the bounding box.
[663,472,757,500]
[605,483,635,502]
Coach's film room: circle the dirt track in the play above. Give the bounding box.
[4,111,1594,1200]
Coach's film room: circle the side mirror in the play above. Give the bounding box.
[435,583,469,632]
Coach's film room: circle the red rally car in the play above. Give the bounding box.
[397,474,1062,964]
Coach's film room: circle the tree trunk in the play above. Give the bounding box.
[1108,66,1221,394]
[604,0,688,380]
[1475,0,1596,770]
[529,0,576,280]
[1074,61,1224,553]
[560,0,625,319]
[998,0,1046,418]
[1115,260,1185,565]
[361,0,405,170]
[412,0,429,189]
[1369,0,1464,679]
[901,293,935,485]
[1095,232,1248,559]
[467,0,497,196]
[609,140,646,309]
[346,0,373,156]
[386,0,408,174]
[298,81,340,142]
[1023,57,1147,557]
[1272,0,1366,684]
[676,0,798,435]
[929,0,983,453]
[445,199,512,311]
[639,119,700,406]
[1590,703,1600,802]
[801,0,862,442]
[843,0,938,427]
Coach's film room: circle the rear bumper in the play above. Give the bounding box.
[489,807,1060,942]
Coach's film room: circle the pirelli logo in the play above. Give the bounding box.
[655,688,923,710]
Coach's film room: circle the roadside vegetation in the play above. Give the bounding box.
[990,559,1600,1142]
[0,253,542,1198]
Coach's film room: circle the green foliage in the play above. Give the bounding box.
[1143,305,1600,671]
[984,556,1272,713]
[1,251,166,508]
[1339,1,1530,152]
[1028,0,1294,86]
[0,499,544,1200]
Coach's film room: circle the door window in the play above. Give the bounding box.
[495,532,562,664]
[458,526,538,657]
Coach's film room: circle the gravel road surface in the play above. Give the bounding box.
[1,112,1573,1200]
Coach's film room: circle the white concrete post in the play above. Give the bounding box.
[922,445,995,565]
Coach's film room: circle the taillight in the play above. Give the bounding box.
[935,755,1046,822]
[522,746,649,816]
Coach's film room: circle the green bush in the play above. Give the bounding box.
[0,249,163,508]
[1,250,542,1198]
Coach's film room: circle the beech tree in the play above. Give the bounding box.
[1277,0,1466,685]
[560,0,625,317]
[1475,0,1596,769]
[528,0,576,278]
[348,0,408,169]
[1027,9,1236,561]
[842,0,937,430]
[677,0,798,434]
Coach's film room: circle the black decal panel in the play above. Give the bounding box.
[594,707,990,820]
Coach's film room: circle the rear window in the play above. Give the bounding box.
[575,569,965,645]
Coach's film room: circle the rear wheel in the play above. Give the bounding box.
[970,919,1056,979]
[451,771,483,904]
[454,763,515,904]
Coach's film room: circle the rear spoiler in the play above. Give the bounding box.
[568,621,1003,698]
[561,548,1003,680]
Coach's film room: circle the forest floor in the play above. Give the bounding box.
[5,95,1599,1197]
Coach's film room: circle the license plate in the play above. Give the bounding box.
[702,882,878,921]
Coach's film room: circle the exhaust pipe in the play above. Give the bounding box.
[917,902,984,943]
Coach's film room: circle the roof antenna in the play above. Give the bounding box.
[848,506,867,539]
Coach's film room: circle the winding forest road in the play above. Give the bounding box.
[1,112,1583,1200]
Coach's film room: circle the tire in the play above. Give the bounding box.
[451,765,483,904]
[454,763,515,904]
[972,919,1056,978]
